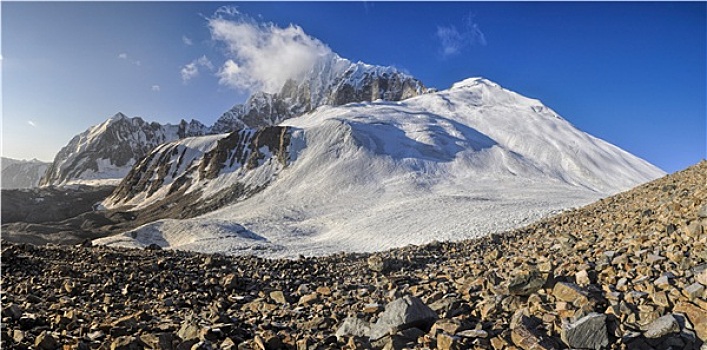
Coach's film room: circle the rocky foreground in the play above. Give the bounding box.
[2,161,706,350]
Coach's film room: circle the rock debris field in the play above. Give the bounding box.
[2,161,706,350]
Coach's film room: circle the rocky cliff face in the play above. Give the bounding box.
[212,56,430,133]
[40,113,209,187]
[104,126,291,212]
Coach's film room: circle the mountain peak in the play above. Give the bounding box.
[450,77,499,90]
[212,58,430,133]
[110,112,128,121]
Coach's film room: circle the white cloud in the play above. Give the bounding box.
[436,14,486,58]
[118,52,141,66]
[207,8,333,93]
[151,85,161,92]
[214,5,240,17]
[182,35,193,46]
[180,55,214,83]
[27,120,37,127]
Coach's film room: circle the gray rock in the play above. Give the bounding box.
[369,296,438,340]
[698,205,707,218]
[684,282,705,300]
[696,266,707,286]
[643,314,680,338]
[560,312,608,350]
[335,317,371,339]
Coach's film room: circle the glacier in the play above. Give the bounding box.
[94,77,665,258]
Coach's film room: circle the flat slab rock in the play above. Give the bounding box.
[560,312,608,350]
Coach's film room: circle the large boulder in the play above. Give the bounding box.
[369,296,438,341]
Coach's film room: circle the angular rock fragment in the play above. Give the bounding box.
[642,314,680,339]
[508,269,546,296]
[369,296,438,341]
[336,317,371,339]
[560,312,608,350]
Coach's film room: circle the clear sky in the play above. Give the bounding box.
[2,2,705,173]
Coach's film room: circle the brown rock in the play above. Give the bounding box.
[111,336,141,350]
[673,302,707,340]
[270,290,287,304]
[508,269,546,296]
[298,292,319,306]
[368,255,389,272]
[512,324,556,350]
[254,331,283,350]
[222,274,238,290]
[437,333,460,350]
[552,282,589,306]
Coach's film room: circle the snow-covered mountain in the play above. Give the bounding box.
[1,157,50,189]
[40,113,209,187]
[95,77,665,257]
[42,58,427,187]
[212,54,430,132]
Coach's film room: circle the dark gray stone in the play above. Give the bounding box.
[560,312,608,350]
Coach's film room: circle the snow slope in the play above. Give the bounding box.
[95,78,665,257]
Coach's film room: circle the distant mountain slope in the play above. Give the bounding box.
[1,157,50,189]
[40,113,208,187]
[95,77,665,257]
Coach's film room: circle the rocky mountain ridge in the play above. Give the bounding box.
[104,126,291,211]
[39,58,429,187]
[3,160,705,349]
[212,55,429,132]
[39,113,209,187]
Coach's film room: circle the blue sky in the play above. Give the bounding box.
[2,2,705,173]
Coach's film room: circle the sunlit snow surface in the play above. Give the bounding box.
[94,78,665,258]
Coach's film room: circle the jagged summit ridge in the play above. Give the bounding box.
[212,54,430,132]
